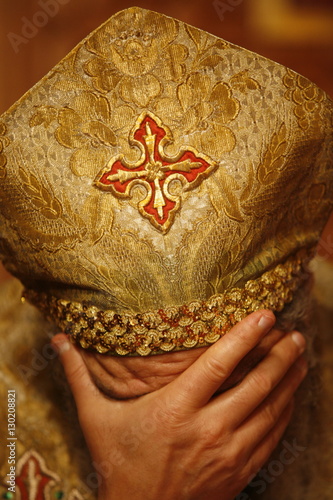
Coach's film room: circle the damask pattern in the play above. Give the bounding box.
[283,69,326,130]
[0,123,9,179]
[0,7,332,354]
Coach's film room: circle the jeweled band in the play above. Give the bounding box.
[23,249,312,356]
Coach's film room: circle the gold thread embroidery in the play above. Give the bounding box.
[95,112,218,232]
[30,92,117,178]
[229,70,261,93]
[24,250,310,356]
[0,8,332,363]
[257,123,288,185]
[84,9,183,103]
[283,69,325,130]
[0,123,9,179]
[18,167,62,220]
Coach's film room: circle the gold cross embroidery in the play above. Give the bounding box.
[95,112,217,233]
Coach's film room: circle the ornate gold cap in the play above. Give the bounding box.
[0,7,333,355]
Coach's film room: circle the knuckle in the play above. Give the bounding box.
[285,342,301,365]
[202,355,228,384]
[156,399,191,436]
[201,422,224,450]
[224,442,247,472]
[233,327,257,352]
[68,362,87,386]
[166,406,185,428]
[262,400,279,425]
[249,370,274,396]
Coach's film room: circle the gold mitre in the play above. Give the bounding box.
[0,7,332,356]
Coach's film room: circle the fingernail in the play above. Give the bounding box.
[258,313,275,330]
[292,332,306,352]
[53,336,70,354]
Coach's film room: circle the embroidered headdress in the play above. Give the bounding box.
[0,7,332,355]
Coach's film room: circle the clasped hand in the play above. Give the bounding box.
[52,310,307,500]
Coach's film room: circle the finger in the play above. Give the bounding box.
[235,355,307,448]
[52,334,101,412]
[212,330,306,428]
[243,399,295,486]
[163,310,276,411]
[217,327,285,393]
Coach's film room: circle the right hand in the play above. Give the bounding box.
[53,310,307,500]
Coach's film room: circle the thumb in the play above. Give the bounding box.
[163,310,276,412]
[52,333,99,412]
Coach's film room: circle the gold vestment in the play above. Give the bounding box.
[0,7,332,499]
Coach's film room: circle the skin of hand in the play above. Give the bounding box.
[52,310,308,500]
[78,326,286,400]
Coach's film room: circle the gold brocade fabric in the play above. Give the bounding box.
[1,7,333,500]
[1,275,333,499]
[0,7,333,355]
[0,278,96,499]
[24,250,311,355]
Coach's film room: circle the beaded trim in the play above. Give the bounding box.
[23,250,311,356]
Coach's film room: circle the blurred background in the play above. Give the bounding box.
[0,0,333,281]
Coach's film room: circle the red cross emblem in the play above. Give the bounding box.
[95,112,217,233]
[14,450,60,499]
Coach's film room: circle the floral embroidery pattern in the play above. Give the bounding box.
[30,12,239,181]
[156,75,239,158]
[96,112,217,233]
[30,92,117,177]
[283,69,325,130]
[84,9,187,106]
[0,123,9,179]
[1,7,333,362]
[229,70,261,93]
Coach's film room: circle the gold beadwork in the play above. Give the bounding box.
[23,250,310,356]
